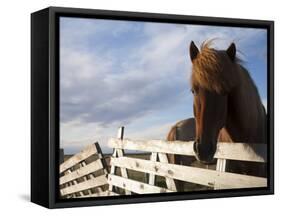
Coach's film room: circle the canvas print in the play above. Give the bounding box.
[59,17,268,199]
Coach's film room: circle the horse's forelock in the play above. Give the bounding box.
[191,41,239,94]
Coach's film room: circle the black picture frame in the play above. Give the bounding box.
[31,6,274,209]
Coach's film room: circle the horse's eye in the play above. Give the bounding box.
[191,88,197,95]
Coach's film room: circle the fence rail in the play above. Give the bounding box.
[59,142,109,198]
[107,128,267,194]
[108,138,267,162]
[110,156,266,190]
[59,127,267,197]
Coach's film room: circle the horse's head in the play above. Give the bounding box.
[189,40,239,164]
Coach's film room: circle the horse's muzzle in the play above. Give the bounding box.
[193,140,216,164]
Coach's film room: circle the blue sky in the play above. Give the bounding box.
[60,17,267,154]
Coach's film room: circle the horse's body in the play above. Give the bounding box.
[167,118,196,165]
[166,41,267,191]
[167,118,233,164]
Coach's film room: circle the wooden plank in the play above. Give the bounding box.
[78,191,119,198]
[60,175,108,196]
[148,152,158,185]
[60,160,104,185]
[108,138,194,157]
[158,153,177,191]
[65,169,83,197]
[116,149,128,179]
[116,149,131,195]
[108,138,266,162]
[215,159,227,190]
[108,174,174,194]
[108,149,117,192]
[60,144,98,173]
[215,142,266,162]
[117,126,124,139]
[111,157,267,189]
[95,141,109,175]
[114,126,131,195]
[80,161,103,195]
[216,159,227,172]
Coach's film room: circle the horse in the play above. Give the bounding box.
[167,40,267,191]
[167,118,233,165]
[167,118,196,165]
[167,118,232,191]
[189,40,267,162]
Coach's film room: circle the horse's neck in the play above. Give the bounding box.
[224,67,266,143]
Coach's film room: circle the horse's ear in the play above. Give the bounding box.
[226,43,236,61]
[189,41,199,62]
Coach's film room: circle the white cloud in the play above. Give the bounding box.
[60,119,119,154]
[60,22,191,127]
[127,122,174,141]
[60,18,267,154]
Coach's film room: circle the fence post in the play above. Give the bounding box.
[216,159,227,172]
[59,148,64,164]
[148,152,158,185]
[215,158,227,190]
[158,153,177,191]
[108,126,132,195]
[116,127,131,195]
[117,126,124,140]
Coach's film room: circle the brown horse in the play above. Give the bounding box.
[167,118,233,191]
[167,118,233,164]
[189,40,266,163]
[167,41,267,190]
[167,118,195,165]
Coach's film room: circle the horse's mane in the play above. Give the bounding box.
[191,40,266,143]
[191,40,242,94]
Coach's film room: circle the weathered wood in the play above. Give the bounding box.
[108,174,174,194]
[78,191,119,198]
[95,140,109,175]
[60,160,104,185]
[59,142,110,198]
[215,158,227,189]
[108,138,194,157]
[81,162,91,192]
[112,126,131,195]
[108,149,117,192]
[116,149,131,195]
[60,175,108,196]
[110,157,267,189]
[158,153,177,191]
[148,152,158,185]
[108,138,266,162]
[216,142,266,162]
[216,159,227,172]
[63,170,76,198]
[60,144,98,173]
[117,126,125,140]
[65,168,83,197]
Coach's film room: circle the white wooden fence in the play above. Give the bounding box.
[60,128,267,197]
[59,142,116,198]
[107,128,267,194]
